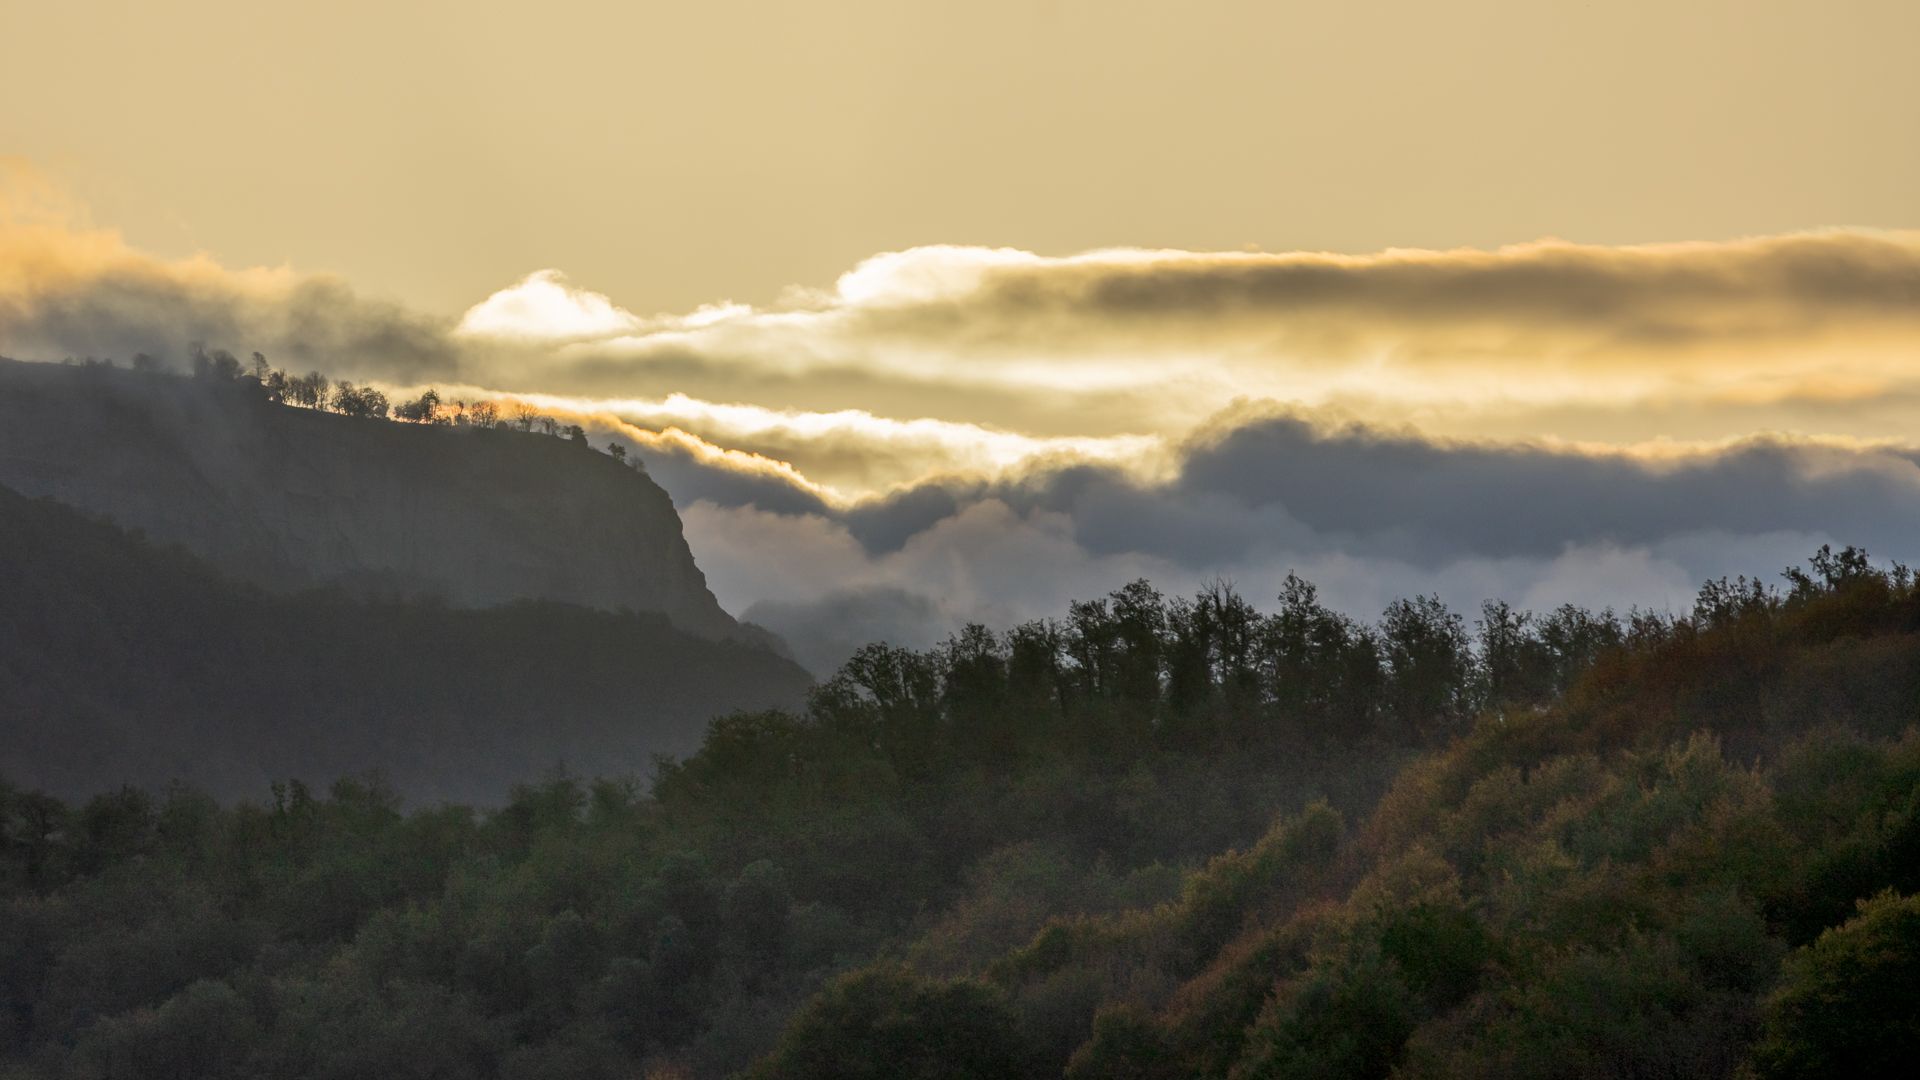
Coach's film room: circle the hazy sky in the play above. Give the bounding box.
[4,1,1915,314]
[4,1,1918,671]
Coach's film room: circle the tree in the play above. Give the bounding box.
[819,643,944,779]
[1751,890,1920,1078]
[1264,573,1382,743]
[285,371,330,409]
[607,441,627,462]
[940,623,1015,764]
[77,979,261,1080]
[330,382,389,419]
[190,344,242,381]
[1477,600,1554,708]
[470,400,500,428]
[723,860,793,971]
[393,388,442,424]
[1379,595,1471,742]
[1163,580,1264,748]
[746,966,1035,1080]
[259,367,289,403]
[1535,603,1621,695]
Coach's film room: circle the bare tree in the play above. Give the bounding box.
[285,372,330,408]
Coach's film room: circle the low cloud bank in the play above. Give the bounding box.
[0,187,457,383]
[9,185,1920,672]
[665,412,1920,672]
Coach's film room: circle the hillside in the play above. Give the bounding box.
[756,557,1920,1079]
[0,357,749,641]
[10,560,1920,1077]
[0,483,813,803]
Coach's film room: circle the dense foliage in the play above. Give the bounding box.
[7,545,1920,1077]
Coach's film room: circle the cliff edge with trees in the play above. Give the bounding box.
[0,355,755,644]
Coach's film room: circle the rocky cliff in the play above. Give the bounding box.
[0,357,752,642]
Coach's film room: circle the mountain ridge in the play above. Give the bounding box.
[0,356,760,644]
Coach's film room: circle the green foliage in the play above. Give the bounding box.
[1065,1004,1180,1080]
[1751,890,1920,1078]
[745,966,1035,1080]
[73,978,261,1080]
[1173,802,1343,967]
[1233,942,1416,1080]
[7,544,1920,1077]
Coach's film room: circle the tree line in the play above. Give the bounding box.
[9,542,1917,1077]
[69,344,643,468]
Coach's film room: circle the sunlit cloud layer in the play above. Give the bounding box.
[454,269,643,342]
[9,182,1920,672]
[453,230,1920,443]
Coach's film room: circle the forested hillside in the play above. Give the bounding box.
[0,483,812,802]
[6,549,1920,1077]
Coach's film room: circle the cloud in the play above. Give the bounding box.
[10,179,1920,674]
[455,230,1920,443]
[15,185,1920,466]
[0,172,458,382]
[672,412,1920,672]
[454,269,643,342]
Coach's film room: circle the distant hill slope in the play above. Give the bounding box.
[0,357,750,642]
[0,483,813,802]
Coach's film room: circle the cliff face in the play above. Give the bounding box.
[0,358,749,641]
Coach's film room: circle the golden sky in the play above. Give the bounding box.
[3,1,1915,315]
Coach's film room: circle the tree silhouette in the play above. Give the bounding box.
[393,388,442,424]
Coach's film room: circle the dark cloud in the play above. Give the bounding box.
[905,232,1920,353]
[0,268,458,382]
[664,408,1920,671]
[843,484,970,554]
[1160,417,1897,563]
[651,405,1920,574]
[638,438,836,517]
